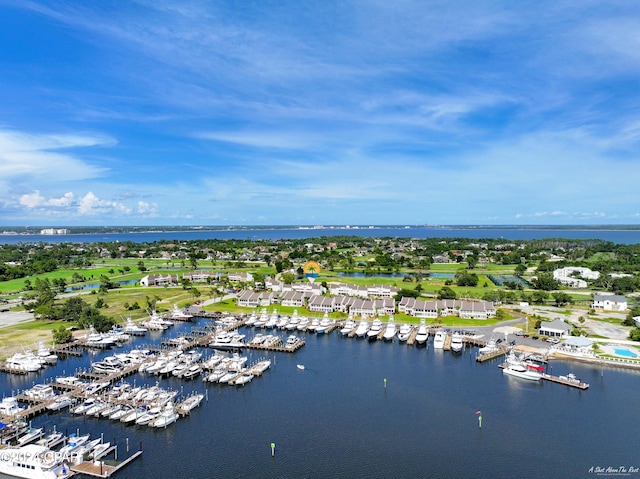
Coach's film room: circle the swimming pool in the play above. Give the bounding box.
[614,348,638,358]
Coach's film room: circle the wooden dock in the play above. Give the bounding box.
[406,328,418,346]
[443,333,452,351]
[541,373,589,390]
[476,346,509,362]
[70,450,143,478]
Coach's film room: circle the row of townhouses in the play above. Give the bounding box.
[398,298,496,320]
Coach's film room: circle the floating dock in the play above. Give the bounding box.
[541,373,589,390]
[70,450,143,478]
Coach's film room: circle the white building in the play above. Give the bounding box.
[592,294,627,311]
[553,267,600,289]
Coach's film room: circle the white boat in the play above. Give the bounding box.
[71,398,97,415]
[110,405,134,421]
[0,396,25,417]
[478,338,499,355]
[296,317,309,331]
[503,363,542,381]
[355,320,370,338]
[340,318,356,335]
[397,323,412,342]
[135,406,162,425]
[123,317,148,336]
[415,320,429,345]
[251,359,272,374]
[17,428,43,445]
[316,313,333,334]
[36,342,58,363]
[433,331,446,349]
[218,371,238,384]
[170,305,193,321]
[89,442,112,460]
[58,433,90,456]
[182,364,202,380]
[152,404,179,427]
[367,319,383,341]
[296,364,305,370]
[451,332,463,352]
[36,432,64,448]
[205,367,228,383]
[0,444,73,479]
[75,438,101,457]
[47,395,74,412]
[179,393,204,412]
[233,370,254,385]
[120,406,148,424]
[383,317,397,341]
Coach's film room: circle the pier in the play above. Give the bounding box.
[541,373,589,390]
[70,450,143,478]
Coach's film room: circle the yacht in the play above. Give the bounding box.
[17,428,43,446]
[71,398,97,415]
[251,359,272,374]
[503,363,542,381]
[355,320,370,338]
[316,314,333,334]
[265,309,279,328]
[151,404,179,427]
[383,317,397,341]
[233,370,254,386]
[89,442,112,460]
[36,342,58,364]
[170,305,193,321]
[58,433,91,456]
[296,317,309,331]
[340,318,356,336]
[397,323,412,342]
[47,395,74,412]
[478,338,499,355]
[451,332,464,353]
[205,367,228,383]
[415,320,429,345]
[35,432,65,449]
[178,393,204,413]
[433,331,446,349]
[367,319,383,341]
[0,444,73,479]
[182,364,202,380]
[123,317,148,336]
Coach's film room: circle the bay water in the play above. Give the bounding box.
[3,318,638,479]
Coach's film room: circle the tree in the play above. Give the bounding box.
[437,286,457,300]
[190,256,198,270]
[515,263,527,275]
[532,290,549,304]
[137,260,147,272]
[52,325,73,344]
[552,292,572,307]
[281,273,295,284]
[533,273,560,291]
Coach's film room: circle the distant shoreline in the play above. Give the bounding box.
[3,224,640,236]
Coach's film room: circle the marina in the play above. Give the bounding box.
[0,313,636,478]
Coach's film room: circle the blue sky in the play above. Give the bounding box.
[1,1,639,226]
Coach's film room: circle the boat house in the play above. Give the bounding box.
[538,318,572,337]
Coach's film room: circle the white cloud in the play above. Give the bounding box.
[137,201,158,216]
[78,192,131,216]
[0,129,113,181]
[19,190,75,208]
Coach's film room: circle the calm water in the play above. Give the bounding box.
[2,227,640,244]
[3,319,639,479]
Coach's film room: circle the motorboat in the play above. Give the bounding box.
[36,342,58,364]
[110,405,134,421]
[36,431,65,449]
[286,335,302,347]
[355,320,370,338]
[17,427,43,445]
[296,317,309,331]
[0,396,24,417]
[120,406,148,424]
[178,393,204,412]
[340,318,356,335]
[170,304,193,321]
[296,364,305,370]
[218,371,238,384]
[307,318,320,333]
[503,363,542,381]
[415,320,429,345]
[71,398,97,415]
[316,313,333,334]
[85,401,109,417]
[398,323,412,342]
[151,404,179,427]
[47,395,74,412]
[233,370,254,386]
[75,438,101,457]
[478,338,499,355]
[251,359,272,374]
[0,444,73,479]
[58,433,91,456]
[24,384,56,400]
[383,317,397,341]
[182,364,202,380]
[451,332,463,353]
[90,442,112,460]
[367,319,383,341]
[276,315,290,329]
[205,367,228,383]
[101,403,123,418]
[433,331,446,349]
[123,317,147,336]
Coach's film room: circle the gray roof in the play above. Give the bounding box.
[539,318,572,332]
[593,294,627,302]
